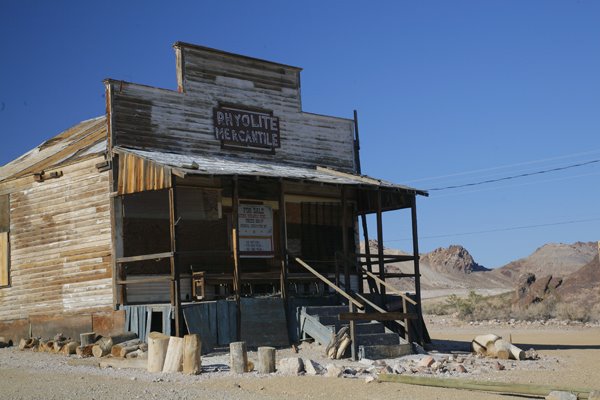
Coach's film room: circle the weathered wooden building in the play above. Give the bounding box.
[0,43,427,357]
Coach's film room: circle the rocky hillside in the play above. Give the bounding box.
[362,242,511,292]
[420,245,489,274]
[555,254,600,308]
[494,242,598,282]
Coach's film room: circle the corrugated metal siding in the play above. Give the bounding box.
[117,152,172,195]
[0,156,113,320]
[125,275,192,304]
[107,46,356,173]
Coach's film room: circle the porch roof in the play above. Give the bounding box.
[113,146,428,196]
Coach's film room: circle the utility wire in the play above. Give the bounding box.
[385,216,600,242]
[426,159,600,191]
[405,148,600,184]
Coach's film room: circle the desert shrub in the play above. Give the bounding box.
[511,296,557,321]
[554,302,590,322]
[422,301,453,315]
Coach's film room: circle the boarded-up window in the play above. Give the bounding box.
[0,195,9,287]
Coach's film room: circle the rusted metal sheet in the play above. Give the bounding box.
[117,152,172,195]
[92,310,126,336]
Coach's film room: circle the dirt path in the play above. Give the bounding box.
[1,321,599,399]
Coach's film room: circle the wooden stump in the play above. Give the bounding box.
[147,332,170,373]
[111,339,142,358]
[183,334,202,375]
[80,332,97,346]
[76,344,94,358]
[61,341,79,355]
[163,337,184,373]
[230,341,248,374]
[257,346,276,374]
[92,332,137,358]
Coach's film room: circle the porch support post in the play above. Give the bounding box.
[410,195,423,342]
[342,187,350,291]
[278,179,288,301]
[376,189,386,306]
[232,176,242,341]
[169,181,182,337]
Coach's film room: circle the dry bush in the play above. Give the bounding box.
[554,302,591,322]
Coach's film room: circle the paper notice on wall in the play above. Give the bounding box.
[238,204,274,258]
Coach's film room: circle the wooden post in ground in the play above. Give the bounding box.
[182,334,202,375]
[257,346,276,374]
[163,336,184,373]
[230,341,248,374]
[147,332,170,373]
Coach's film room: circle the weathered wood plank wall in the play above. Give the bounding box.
[0,156,113,320]
[107,44,356,173]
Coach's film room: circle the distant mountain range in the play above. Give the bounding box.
[363,240,599,296]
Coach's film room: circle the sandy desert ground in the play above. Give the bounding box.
[1,315,599,400]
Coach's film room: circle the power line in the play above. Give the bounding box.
[405,148,600,184]
[385,216,600,242]
[426,159,600,191]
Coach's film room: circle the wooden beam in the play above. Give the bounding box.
[169,184,182,337]
[295,257,364,310]
[116,252,173,264]
[376,189,385,303]
[378,374,596,399]
[232,177,241,341]
[410,195,423,343]
[339,312,418,321]
[360,267,417,305]
[116,276,171,285]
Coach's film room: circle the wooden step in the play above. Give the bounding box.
[359,343,412,360]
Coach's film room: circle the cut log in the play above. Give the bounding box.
[43,341,54,353]
[126,349,145,359]
[80,332,97,346]
[111,339,142,358]
[147,332,170,373]
[257,346,276,374]
[183,334,202,375]
[92,332,137,358]
[61,341,79,355]
[163,337,184,373]
[472,333,501,355]
[53,340,68,353]
[229,341,248,374]
[492,339,525,360]
[76,344,94,358]
[18,338,28,351]
[336,336,352,359]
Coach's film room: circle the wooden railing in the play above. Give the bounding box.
[294,257,364,310]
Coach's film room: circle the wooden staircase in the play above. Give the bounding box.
[299,305,412,359]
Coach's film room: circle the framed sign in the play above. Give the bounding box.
[213,105,280,151]
[238,204,274,258]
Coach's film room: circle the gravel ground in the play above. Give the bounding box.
[1,319,599,400]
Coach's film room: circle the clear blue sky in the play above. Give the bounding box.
[1,1,599,267]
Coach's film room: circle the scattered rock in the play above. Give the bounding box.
[392,363,406,374]
[525,348,540,360]
[412,343,428,354]
[324,364,344,378]
[303,359,324,375]
[545,391,577,400]
[278,357,304,375]
[494,362,505,371]
[588,391,600,400]
[364,375,377,383]
[418,356,435,368]
[455,364,467,373]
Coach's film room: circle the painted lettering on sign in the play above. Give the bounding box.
[238,204,274,258]
[214,106,280,150]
